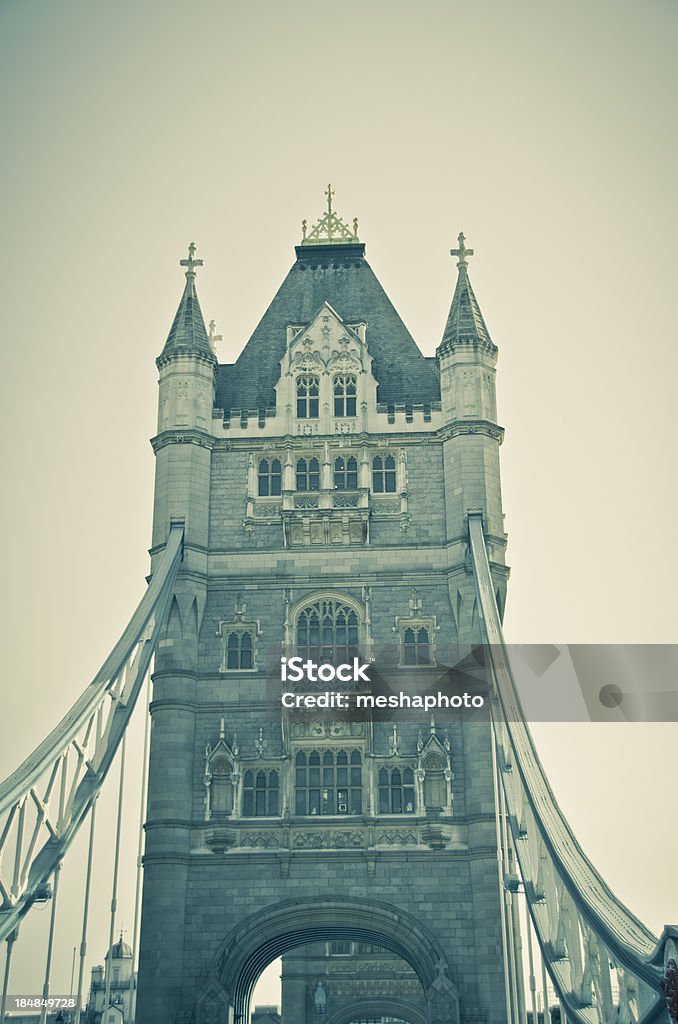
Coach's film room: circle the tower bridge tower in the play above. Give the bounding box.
[138,191,510,1024]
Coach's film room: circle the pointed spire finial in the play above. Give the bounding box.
[450,232,474,270]
[326,183,335,214]
[180,241,203,278]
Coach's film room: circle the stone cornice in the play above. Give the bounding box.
[206,431,443,451]
[156,349,217,371]
[436,419,504,444]
[151,424,504,451]
[151,429,216,453]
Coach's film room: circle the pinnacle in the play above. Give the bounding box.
[438,234,495,354]
[158,243,215,363]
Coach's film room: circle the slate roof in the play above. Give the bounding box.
[215,243,440,414]
[438,265,495,354]
[158,271,215,363]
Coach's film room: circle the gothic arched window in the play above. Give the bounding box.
[258,458,282,496]
[403,627,430,666]
[297,375,320,418]
[378,767,416,814]
[242,769,279,816]
[372,454,397,493]
[334,456,358,490]
[224,631,253,671]
[296,457,320,492]
[294,748,362,816]
[296,599,360,663]
[333,374,357,417]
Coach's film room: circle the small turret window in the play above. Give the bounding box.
[258,458,282,496]
[297,375,320,418]
[372,455,397,493]
[296,457,320,492]
[224,631,253,670]
[403,627,431,666]
[334,456,358,490]
[333,374,357,417]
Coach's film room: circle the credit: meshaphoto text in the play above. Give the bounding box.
[281,692,485,710]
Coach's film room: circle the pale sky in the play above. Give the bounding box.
[0,0,676,1010]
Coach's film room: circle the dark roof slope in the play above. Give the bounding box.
[215,243,440,413]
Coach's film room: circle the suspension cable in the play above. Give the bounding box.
[39,862,62,1024]
[499,761,521,1024]
[491,710,514,1024]
[103,731,127,1017]
[542,960,552,1024]
[0,930,17,1024]
[508,832,527,1024]
[74,796,98,1024]
[525,896,538,1024]
[130,675,152,1022]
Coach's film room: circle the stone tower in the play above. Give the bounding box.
[137,191,510,1024]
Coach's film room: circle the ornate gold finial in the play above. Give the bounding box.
[300,186,360,246]
[180,241,203,277]
[450,232,474,269]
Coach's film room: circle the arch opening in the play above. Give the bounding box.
[206,898,460,1024]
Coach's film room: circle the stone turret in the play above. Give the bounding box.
[437,233,507,631]
[152,243,216,550]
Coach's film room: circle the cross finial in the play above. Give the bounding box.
[180,241,204,277]
[325,183,335,214]
[450,231,474,269]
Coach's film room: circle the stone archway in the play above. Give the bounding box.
[198,897,460,1024]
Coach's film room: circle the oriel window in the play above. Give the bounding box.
[296,375,320,418]
[333,374,357,417]
[294,748,362,816]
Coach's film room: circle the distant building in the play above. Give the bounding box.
[251,1005,282,1024]
[85,935,136,1024]
[281,941,424,1024]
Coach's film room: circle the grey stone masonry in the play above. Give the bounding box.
[137,232,510,1024]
